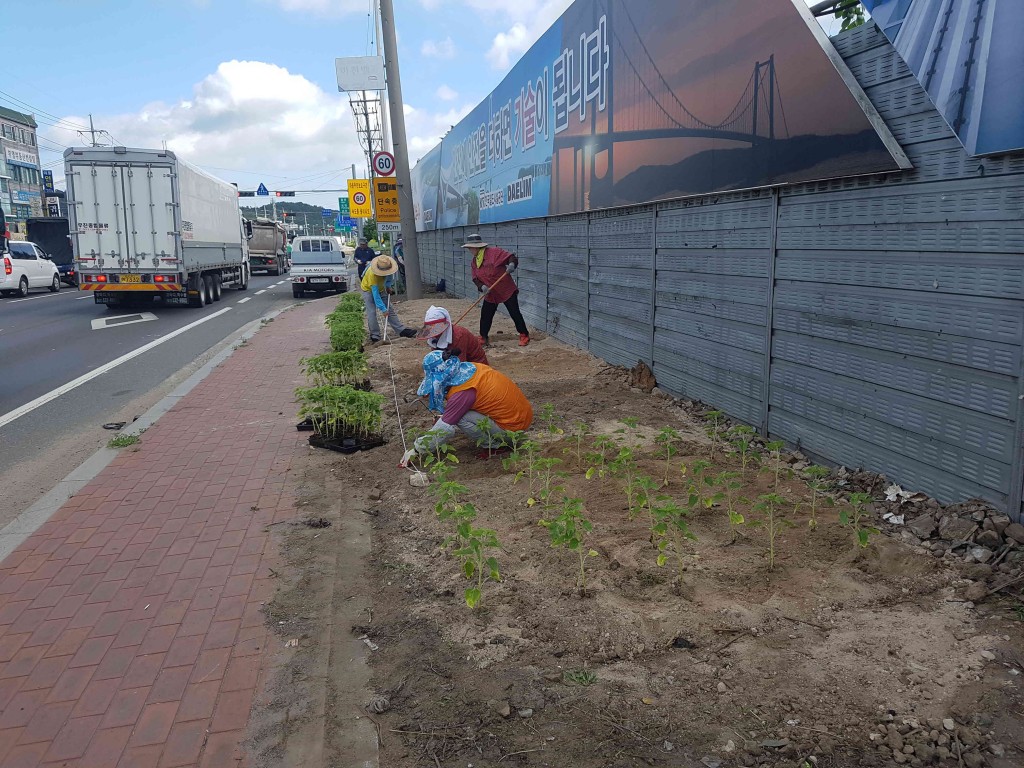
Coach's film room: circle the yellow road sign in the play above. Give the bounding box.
[347,179,372,217]
[372,179,399,222]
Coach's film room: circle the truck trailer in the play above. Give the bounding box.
[245,217,288,275]
[64,146,250,308]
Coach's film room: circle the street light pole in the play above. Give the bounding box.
[378,0,422,299]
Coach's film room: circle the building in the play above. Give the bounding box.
[0,106,42,236]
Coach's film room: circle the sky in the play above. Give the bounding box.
[8,0,846,210]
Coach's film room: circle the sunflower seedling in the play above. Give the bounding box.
[566,420,591,463]
[728,424,760,473]
[655,426,682,486]
[539,403,564,436]
[585,435,615,481]
[529,457,565,508]
[539,496,599,595]
[749,492,792,571]
[840,492,880,549]
[715,470,746,539]
[705,410,725,460]
[610,446,640,516]
[804,465,833,530]
[763,440,790,493]
[651,500,698,585]
[452,518,502,609]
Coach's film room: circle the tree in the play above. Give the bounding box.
[362,219,377,244]
[835,1,866,31]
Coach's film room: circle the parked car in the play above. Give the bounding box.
[0,241,61,297]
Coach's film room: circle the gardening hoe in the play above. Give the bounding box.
[452,270,510,327]
[402,392,433,415]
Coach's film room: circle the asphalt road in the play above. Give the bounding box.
[0,270,350,525]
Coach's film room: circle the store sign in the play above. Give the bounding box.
[5,148,38,168]
[15,190,40,202]
[42,170,54,193]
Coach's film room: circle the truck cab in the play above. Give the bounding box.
[290,236,351,298]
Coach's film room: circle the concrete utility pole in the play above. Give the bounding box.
[379,0,422,298]
[88,114,98,147]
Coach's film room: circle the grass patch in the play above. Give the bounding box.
[108,434,140,449]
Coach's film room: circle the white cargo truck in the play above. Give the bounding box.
[64,146,250,308]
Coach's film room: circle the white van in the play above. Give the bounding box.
[289,236,353,298]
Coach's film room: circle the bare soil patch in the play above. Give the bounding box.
[296,296,1024,768]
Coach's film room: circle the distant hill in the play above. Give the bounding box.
[239,202,335,221]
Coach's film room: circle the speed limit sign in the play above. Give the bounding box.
[352,191,367,206]
[372,151,396,176]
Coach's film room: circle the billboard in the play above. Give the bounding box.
[411,0,908,231]
[861,0,1024,157]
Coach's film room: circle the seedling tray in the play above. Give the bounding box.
[308,433,386,454]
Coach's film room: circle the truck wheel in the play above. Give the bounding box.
[212,275,222,301]
[269,263,280,276]
[203,275,215,304]
[189,276,207,308]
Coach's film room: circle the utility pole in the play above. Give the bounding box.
[379,0,422,298]
[373,2,391,153]
[88,114,98,147]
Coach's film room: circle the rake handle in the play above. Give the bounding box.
[452,271,510,328]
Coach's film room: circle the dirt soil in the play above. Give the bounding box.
[274,295,1024,768]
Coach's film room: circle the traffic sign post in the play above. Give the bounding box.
[372,151,396,177]
[338,197,349,216]
[347,179,372,217]
[256,183,269,196]
[372,179,399,222]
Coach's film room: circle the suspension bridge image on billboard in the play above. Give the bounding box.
[861,0,1024,157]
[410,0,907,230]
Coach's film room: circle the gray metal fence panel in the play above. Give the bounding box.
[409,21,1024,519]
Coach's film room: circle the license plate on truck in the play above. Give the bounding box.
[120,274,142,284]
[310,277,329,283]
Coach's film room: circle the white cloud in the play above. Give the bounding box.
[486,22,530,70]
[421,36,456,59]
[435,84,458,101]
[46,61,363,205]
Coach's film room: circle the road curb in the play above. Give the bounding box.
[0,305,289,563]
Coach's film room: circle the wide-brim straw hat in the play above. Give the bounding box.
[460,233,488,249]
[369,255,399,276]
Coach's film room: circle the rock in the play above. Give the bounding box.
[700,757,722,768]
[968,546,994,563]
[663,740,674,752]
[989,743,1006,757]
[724,740,735,753]
[717,682,727,693]
[409,471,429,488]
[907,514,938,540]
[916,745,935,762]
[893,752,908,764]
[886,731,905,752]
[942,719,956,732]
[990,515,1011,536]
[939,516,976,542]
[975,529,1002,548]
[980,650,996,661]
[1004,522,1024,544]
[368,488,383,501]
[517,708,533,718]
[494,701,512,718]
[963,752,984,768]
[629,361,657,394]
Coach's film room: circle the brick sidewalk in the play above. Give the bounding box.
[0,302,328,767]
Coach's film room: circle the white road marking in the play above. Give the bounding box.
[90,312,158,331]
[255,289,266,295]
[237,297,251,304]
[0,307,232,430]
[75,296,93,300]
[6,291,74,304]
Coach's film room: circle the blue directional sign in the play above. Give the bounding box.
[321,208,333,217]
[256,183,269,196]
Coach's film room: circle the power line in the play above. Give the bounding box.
[0,89,89,131]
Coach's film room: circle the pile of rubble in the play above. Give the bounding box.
[868,712,1007,767]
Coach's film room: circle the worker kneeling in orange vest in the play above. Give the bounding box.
[400,350,533,465]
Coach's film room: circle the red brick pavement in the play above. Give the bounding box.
[0,301,330,767]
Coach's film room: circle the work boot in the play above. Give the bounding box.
[399,329,416,338]
[518,333,530,347]
[479,335,489,347]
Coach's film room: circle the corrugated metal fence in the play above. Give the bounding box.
[414,22,1024,521]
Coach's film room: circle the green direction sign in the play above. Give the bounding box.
[338,196,350,215]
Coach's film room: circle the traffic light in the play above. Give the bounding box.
[274,191,295,197]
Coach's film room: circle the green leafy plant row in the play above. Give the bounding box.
[295,385,383,437]
[301,351,369,387]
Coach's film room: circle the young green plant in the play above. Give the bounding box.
[539,496,599,594]
[654,426,682,486]
[715,470,746,539]
[840,492,880,549]
[749,492,792,571]
[728,425,760,473]
[705,410,725,461]
[804,465,833,530]
[651,500,697,585]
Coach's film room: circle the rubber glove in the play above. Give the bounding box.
[399,448,417,468]
[479,284,489,294]
[506,262,517,273]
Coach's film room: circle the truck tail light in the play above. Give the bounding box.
[3,257,10,275]
[85,274,108,283]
